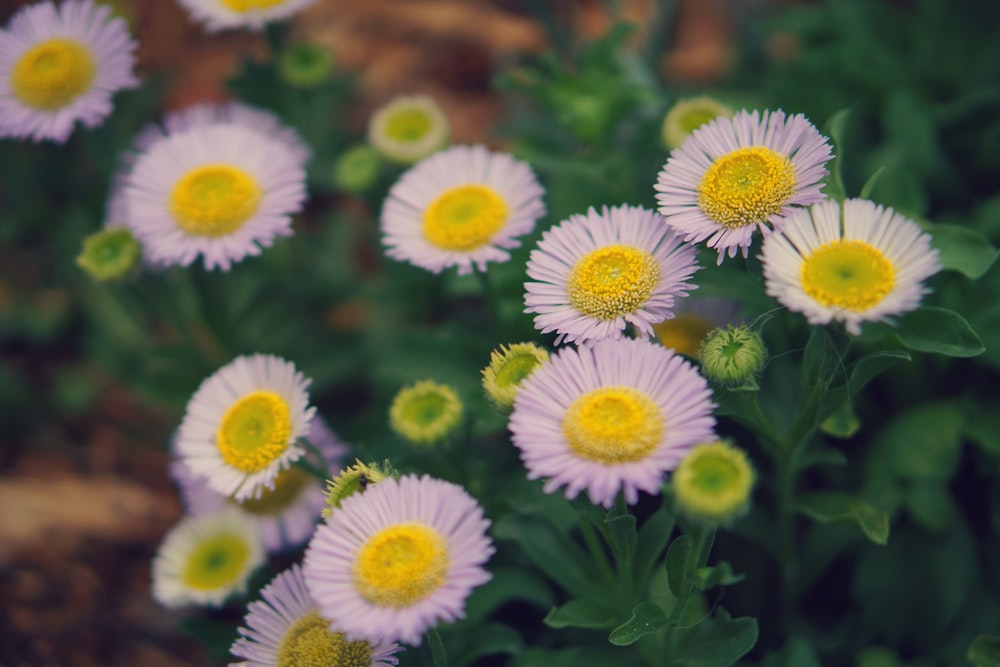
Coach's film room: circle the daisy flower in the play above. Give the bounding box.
[230,564,401,667]
[0,0,139,143]
[122,109,308,271]
[152,507,265,609]
[368,95,450,165]
[171,416,347,553]
[652,296,743,358]
[303,474,494,645]
[509,337,716,509]
[761,198,940,335]
[381,144,546,275]
[524,204,701,345]
[655,109,833,263]
[176,354,316,502]
[176,0,318,32]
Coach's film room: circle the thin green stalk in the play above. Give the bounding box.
[578,512,617,589]
[427,627,448,667]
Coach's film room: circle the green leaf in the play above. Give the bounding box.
[605,502,637,562]
[461,567,555,625]
[820,401,860,438]
[543,598,617,629]
[903,480,954,533]
[797,446,849,469]
[890,306,984,357]
[493,514,598,597]
[666,534,692,596]
[796,492,890,545]
[634,500,676,587]
[929,223,999,279]
[669,610,759,667]
[692,562,746,591]
[878,401,965,480]
[608,601,669,646]
[454,623,524,665]
[847,350,911,396]
[859,165,887,199]
[822,108,851,202]
[969,634,1000,667]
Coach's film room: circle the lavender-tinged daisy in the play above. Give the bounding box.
[176,0,318,32]
[509,337,716,509]
[122,114,308,270]
[171,416,347,553]
[655,109,833,264]
[524,204,701,345]
[381,144,546,275]
[0,0,139,143]
[176,354,316,502]
[152,507,265,609]
[229,564,402,667]
[760,198,940,335]
[303,474,494,645]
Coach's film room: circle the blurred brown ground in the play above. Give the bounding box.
[0,0,734,665]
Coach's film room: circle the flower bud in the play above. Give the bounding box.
[76,227,140,282]
[322,459,393,517]
[672,440,754,524]
[698,325,768,388]
[278,42,333,89]
[481,342,549,412]
[389,380,463,446]
[661,96,734,150]
[333,144,381,194]
[368,95,449,165]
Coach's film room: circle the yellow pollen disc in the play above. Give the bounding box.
[423,184,509,251]
[567,244,660,320]
[216,391,293,473]
[563,386,664,464]
[353,523,449,607]
[238,466,311,515]
[181,533,249,590]
[10,38,96,110]
[169,165,262,237]
[276,611,372,667]
[697,146,796,229]
[385,108,433,142]
[221,0,288,12]
[801,239,895,311]
[653,314,714,357]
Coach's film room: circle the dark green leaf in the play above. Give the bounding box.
[493,514,598,597]
[820,401,860,438]
[635,500,676,587]
[847,350,911,396]
[878,401,965,480]
[891,307,984,357]
[605,503,637,562]
[454,623,524,666]
[543,598,616,629]
[929,223,999,279]
[969,634,1000,667]
[692,562,746,591]
[461,567,555,625]
[669,610,759,667]
[796,492,890,545]
[859,165,887,199]
[822,108,851,201]
[797,446,849,469]
[666,534,692,597]
[904,480,954,533]
[608,601,669,646]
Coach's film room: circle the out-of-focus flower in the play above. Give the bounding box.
[278,41,333,89]
[176,0,318,32]
[368,95,449,165]
[661,96,734,151]
[672,440,755,524]
[653,296,743,358]
[389,380,463,446]
[76,227,141,281]
[334,144,382,194]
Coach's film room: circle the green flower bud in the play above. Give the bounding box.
[333,144,381,194]
[662,96,734,150]
[698,325,768,388]
[672,440,755,525]
[278,42,333,89]
[389,380,463,446]
[322,459,394,518]
[481,342,550,412]
[76,227,140,282]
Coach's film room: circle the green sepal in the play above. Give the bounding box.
[795,491,890,545]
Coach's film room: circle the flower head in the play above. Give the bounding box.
[698,325,768,387]
[278,41,333,89]
[152,507,265,609]
[481,342,549,412]
[171,416,346,553]
[230,564,401,667]
[176,0,318,31]
[381,144,546,275]
[761,198,940,335]
[509,338,717,508]
[0,0,139,143]
[389,381,463,446]
[76,227,141,281]
[672,440,755,524]
[525,205,701,345]
[122,105,308,270]
[323,459,394,518]
[661,96,734,151]
[176,354,315,502]
[368,95,450,165]
[653,296,743,358]
[303,474,494,645]
[655,109,833,264]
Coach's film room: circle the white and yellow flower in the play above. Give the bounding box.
[369,95,450,165]
[176,0,318,31]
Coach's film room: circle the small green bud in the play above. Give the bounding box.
[698,325,768,388]
[672,440,755,525]
[278,42,333,89]
[481,342,550,412]
[76,227,140,282]
[333,144,381,194]
[389,380,463,446]
[661,96,734,150]
[322,459,394,518]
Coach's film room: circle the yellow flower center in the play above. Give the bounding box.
[276,610,372,667]
[800,239,895,311]
[567,245,660,320]
[238,466,312,514]
[673,442,754,520]
[216,391,293,473]
[221,0,289,11]
[181,533,250,591]
[169,165,262,237]
[353,523,449,607]
[10,38,96,110]
[384,107,433,142]
[563,386,664,464]
[653,314,715,357]
[423,184,508,251]
[697,147,796,229]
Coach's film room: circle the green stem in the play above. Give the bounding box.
[427,627,448,667]
[578,511,617,589]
